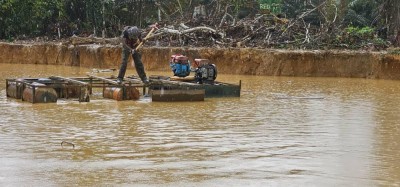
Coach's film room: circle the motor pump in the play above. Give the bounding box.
[194,59,217,84]
[169,54,191,77]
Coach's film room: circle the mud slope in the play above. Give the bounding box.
[1,42,400,80]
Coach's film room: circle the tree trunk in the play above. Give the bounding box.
[102,2,106,38]
[139,0,143,27]
[387,0,400,46]
[339,0,349,23]
[396,31,400,47]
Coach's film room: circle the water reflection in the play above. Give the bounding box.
[1,63,400,186]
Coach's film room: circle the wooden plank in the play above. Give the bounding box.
[150,79,199,86]
[50,76,88,85]
[151,89,205,102]
[170,76,196,82]
[87,74,119,85]
[125,77,145,85]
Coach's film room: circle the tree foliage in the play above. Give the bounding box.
[0,0,399,48]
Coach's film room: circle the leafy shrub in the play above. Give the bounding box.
[344,26,375,40]
[333,26,388,49]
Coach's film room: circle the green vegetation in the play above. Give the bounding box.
[334,26,389,49]
[0,0,398,49]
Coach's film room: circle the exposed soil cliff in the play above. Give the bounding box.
[1,42,400,80]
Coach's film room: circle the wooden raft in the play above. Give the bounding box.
[6,74,241,103]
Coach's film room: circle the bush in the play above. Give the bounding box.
[333,26,387,49]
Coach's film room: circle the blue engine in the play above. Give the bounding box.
[172,63,191,77]
[170,54,191,77]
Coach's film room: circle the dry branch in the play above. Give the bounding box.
[148,26,225,39]
[70,36,120,45]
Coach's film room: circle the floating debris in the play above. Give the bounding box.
[61,141,75,149]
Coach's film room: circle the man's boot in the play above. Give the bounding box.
[142,77,149,85]
[116,78,123,84]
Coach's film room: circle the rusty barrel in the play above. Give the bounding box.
[22,82,58,103]
[7,83,21,99]
[103,87,140,101]
[103,87,115,99]
[6,79,25,99]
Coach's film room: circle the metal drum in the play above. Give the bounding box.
[22,82,58,103]
[6,78,25,99]
[103,87,140,101]
[7,83,20,99]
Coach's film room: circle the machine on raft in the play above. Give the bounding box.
[145,54,240,101]
[169,54,217,84]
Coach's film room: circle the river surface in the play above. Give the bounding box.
[1,63,400,186]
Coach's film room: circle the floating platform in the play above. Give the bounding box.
[6,77,90,103]
[145,75,241,100]
[6,74,241,103]
[6,75,143,103]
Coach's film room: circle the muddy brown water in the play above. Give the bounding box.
[1,63,400,186]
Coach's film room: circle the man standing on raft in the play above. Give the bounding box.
[117,26,149,84]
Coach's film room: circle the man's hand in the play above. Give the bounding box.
[131,49,136,55]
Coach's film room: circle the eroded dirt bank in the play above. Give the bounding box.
[1,42,400,80]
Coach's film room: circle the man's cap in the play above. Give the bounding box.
[126,26,140,38]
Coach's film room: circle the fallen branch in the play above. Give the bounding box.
[70,36,120,45]
[282,1,326,36]
[219,12,234,28]
[302,20,310,44]
[239,26,276,43]
[148,26,225,39]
